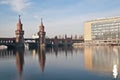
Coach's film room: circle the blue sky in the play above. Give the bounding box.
[0,0,120,38]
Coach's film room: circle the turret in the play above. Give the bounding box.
[15,15,24,48]
[38,18,46,47]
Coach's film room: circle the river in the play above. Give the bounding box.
[0,46,119,80]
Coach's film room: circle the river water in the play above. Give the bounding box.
[0,46,120,80]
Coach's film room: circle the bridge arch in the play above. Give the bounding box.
[0,38,16,49]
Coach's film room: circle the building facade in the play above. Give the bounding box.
[84,17,120,45]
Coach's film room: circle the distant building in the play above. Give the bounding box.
[84,17,120,45]
[32,34,39,39]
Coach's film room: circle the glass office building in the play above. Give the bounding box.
[84,17,120,45]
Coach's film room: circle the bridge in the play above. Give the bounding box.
[0,16,84,49]
[0,37,84,49]
[0,38,16,48]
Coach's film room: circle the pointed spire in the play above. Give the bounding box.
[41,18,43,24]
[18,15,21,24]
[40,18,44,32]
[19,15,21,19]
[17,15,22,30]
[40,18,44,27]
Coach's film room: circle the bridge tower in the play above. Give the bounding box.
[15,15,24,48]
[38,18,46,47]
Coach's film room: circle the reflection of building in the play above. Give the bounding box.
[84,17,120,45]
[84,46,120,78]
[15,48,24,76]
[38,47,46,73]
[84,47,93,70]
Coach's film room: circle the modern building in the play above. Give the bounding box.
[84,17,120,45]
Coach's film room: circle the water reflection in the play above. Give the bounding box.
[113,64,118,79]
[53,47,58,56]
[52,46,73,57]
[38,47,46,73]
[1,45,117,80]
[84,46,120,79]
[37,46,74,73]
[0,49,15,57]
[15,48,24,79]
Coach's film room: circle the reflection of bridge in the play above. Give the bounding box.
[0,49,15,57]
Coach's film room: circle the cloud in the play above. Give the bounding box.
[0,0,31,13]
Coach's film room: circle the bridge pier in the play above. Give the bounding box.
[53,36,59,47]
[15,43,24,49]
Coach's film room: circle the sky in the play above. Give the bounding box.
[0,0,120,38]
